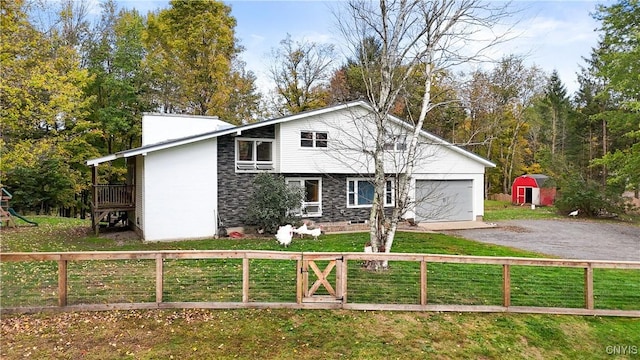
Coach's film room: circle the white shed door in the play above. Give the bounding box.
[415,180,473,222]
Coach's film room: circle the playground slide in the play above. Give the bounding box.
[8,208,38,226]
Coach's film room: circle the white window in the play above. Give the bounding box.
[300,131,328,148]
[383,135,407,151]
[236,138,274,171]
[347,178,394,207]
[286,178,322,217]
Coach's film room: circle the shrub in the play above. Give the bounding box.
[245,173,303,233]
[555,177,628,217]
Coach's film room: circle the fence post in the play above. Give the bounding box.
[296,259,303,304]
[302,260,309,298]
[341,257,348,305]
[420,260,427,306]
[242,257,249,303]
[585,264,594,310]
[502,264,511,308]
[334,256,347,304]
[155,255,163,303]
[58,259,67,307]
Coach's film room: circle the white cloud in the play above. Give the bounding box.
[110,0,602,96]
[459,1,601,94]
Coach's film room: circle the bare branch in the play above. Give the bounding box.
[332,0,517,258]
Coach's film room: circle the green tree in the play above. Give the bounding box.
[219,59,262,124]
[1,139,79,213]
[84,1,151,154]
[525,70,573,179]
[570,62,613,184]
[329,36,382,103]
[540,70,570,157]
[590,0,640,196]
[145,0,253,119]
[594,0,640,112]
[0,0,91,142]
[1,0,95,212]
[478,56,545,194]
[268,34,335,115]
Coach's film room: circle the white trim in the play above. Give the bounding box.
[235,138,275,172]
[299,130,329,149]
[87,154,117,166]
[286,177,323,217]
[383,134,407,152]
[346,178,394,208]
[87,101,495,169]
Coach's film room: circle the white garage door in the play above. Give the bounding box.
[415,180,473,222]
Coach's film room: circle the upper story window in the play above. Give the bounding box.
[301,131,328,148]
[236,138,274,171]
[347,178,394,208]
[383,135,407,151]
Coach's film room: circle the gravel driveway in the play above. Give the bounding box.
[450,220,640,261]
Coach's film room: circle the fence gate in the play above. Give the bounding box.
[300,255,345,304]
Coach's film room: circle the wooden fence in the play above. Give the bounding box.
[1,251,638,317]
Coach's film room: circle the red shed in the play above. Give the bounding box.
[512,174,556,206]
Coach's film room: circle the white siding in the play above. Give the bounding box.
[135,156,144,236]
[142,114,233,146]
[279,107,383,174]
[142,139,218,241]
[411,145,486,175]
[278,106,486,176]
[277,106,488,221]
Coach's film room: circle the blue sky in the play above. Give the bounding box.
[114,1,609,96]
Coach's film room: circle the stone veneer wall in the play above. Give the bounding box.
[217,125,275,228]
[217,124,385,228]
[310,174,371,223]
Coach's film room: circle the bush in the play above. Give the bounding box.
[245,173,303,233]
[555,177,628,217]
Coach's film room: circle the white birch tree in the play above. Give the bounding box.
[335,0,513,267]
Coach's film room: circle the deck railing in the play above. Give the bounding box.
[1,251,638,317]
[93,185,134,209]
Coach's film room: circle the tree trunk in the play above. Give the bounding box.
[381,63,434,268]
[602,117,608,186]
[551,109,557,156]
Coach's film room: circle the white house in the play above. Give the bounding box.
[87,101,495,241]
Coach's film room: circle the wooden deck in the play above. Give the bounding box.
[91,185,135,234]
[93,184,135,210]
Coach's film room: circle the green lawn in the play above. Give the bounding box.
[1,216,639,359]
[484,199,640,223]
[483,200,563,221]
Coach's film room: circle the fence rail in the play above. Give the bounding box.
[93,184,135,209]
[1,251,638,317]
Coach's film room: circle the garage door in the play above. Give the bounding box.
[415,180,473,222]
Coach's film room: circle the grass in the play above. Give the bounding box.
[484,199,640,224]
[1,215,639,359]
[483,200,563,221]
[1,308,639,359]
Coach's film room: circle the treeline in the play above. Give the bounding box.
[1,0,637,216]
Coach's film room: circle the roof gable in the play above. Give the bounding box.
[87,101,495,168]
